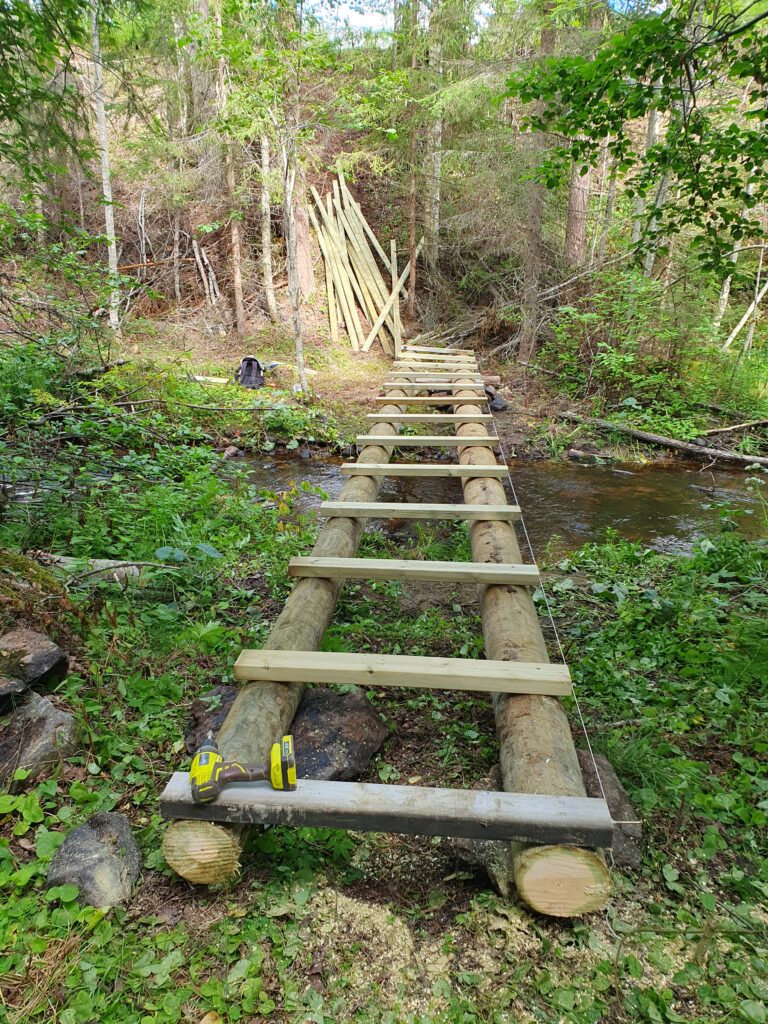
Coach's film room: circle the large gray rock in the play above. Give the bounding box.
[0,628,68,696]
[578,749,643,869]
[185,685,388,781]
[0,676,27,699]
[47,813,141,908]
[292,689,388,781]
[0,691,78,789]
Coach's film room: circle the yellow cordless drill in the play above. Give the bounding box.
[189,733,297,804]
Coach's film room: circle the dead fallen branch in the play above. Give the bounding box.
[701,418,768,436]
[559,412,768,467]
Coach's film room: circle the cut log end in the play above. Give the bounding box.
[162,820,243,884]
[513,845,611,918]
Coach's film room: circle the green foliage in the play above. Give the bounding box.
[549,530,768,901]
[506,5,768,274]
[538,269,768,439]
[0,0,89,177]
[0,341,63,421]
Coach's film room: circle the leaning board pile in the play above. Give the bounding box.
[310,173,422,355]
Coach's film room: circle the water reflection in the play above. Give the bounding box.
[243,453,764,556]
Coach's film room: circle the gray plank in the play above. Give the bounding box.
[159,774,614,848]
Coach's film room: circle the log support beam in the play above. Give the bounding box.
[453,383,611,917]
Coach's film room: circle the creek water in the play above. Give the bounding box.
[244,452,765,557]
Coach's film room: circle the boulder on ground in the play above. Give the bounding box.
[292,688,388,780]
[47,812,141,908]
[0,676,27,699]
[0,628,68,694]
[577,749,643,869]
[185,685,388,781]
[484,385,509,413]
[0,691,78,789]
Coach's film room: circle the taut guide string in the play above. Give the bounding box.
[370,358,640,828]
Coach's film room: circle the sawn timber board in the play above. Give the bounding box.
[365,413,493,423]
[374,396,488,406]
[159,775,614,848]
[319,501,521,520]
[381,383,488,391]
[403,346,474,354]
[233,649,572,696]
[287,556,539,584]
[341,462,506,477]
[356,435,499,447]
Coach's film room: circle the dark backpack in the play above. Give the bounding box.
[235,356,264,389]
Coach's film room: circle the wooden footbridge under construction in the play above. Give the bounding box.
[161,345,614,918]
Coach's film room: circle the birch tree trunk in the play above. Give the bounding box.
[643,171,670,278]
[278,0,309,393]
[260,135,279,322]
[743,246,764,355]
[519,9,555,364]
[91,1,121,337]
[712,180,756,339]
[590,139,615,267]
[722,277,768,350]
[283,144,309,393]
[225,150,246,335]
[215,1,246,336]
[407,0,419,319]
[425,23,443,271]
[172,210,182,305]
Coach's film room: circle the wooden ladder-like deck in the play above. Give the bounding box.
[160,349,614,851]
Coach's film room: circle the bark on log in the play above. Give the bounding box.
[453,386,611,917]
[162,401,405,882]
[560,412,768,467]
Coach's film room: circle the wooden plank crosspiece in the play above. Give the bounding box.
[355,435,499,447]
[364,413,493,423]
[160,777,612,847]
[340,463,509,478]
[233,649,571,696]
[319,501,522,521]
[287,555,539,584]
[374,396,488,406]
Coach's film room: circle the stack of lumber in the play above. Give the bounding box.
[405,313,485,351]
[310,173,422,355]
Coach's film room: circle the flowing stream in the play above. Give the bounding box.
[244,453,765,557]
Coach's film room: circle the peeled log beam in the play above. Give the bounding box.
[454,384,611,917]
[560,411,768,467]
[162,401,405,883]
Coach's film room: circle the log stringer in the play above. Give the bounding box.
[480,409,639,828]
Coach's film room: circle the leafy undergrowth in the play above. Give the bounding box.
[1,364,767,1023]
[536,268,768,456]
